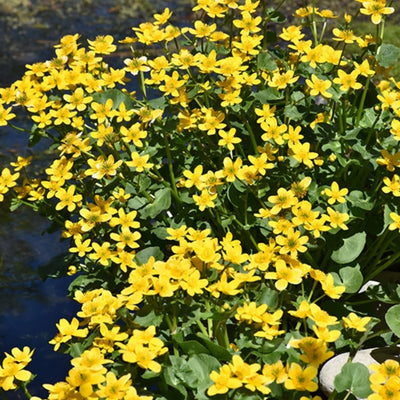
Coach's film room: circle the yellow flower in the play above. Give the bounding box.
[124,56,150,75]
[0,168,19,189]
[69,237,92,257]
[198,107,226,135]
[0,358,32,391]
[193,189,218,211]
[233,11,262,34]
[291,337,334,368]
[326,207,350,230]
[342,312,372,332]
[319,273,344,299]
[333,69,362,91]
[89,242,113,266]
[186,20,217,38]
[207,364,242,396]
[0,104,16,126]
[309,303,338,328]
[55,185,82,212]
[265,258,303,290]
[389,212,400,232]
[306,74,332,98]
[284,363,318,392]
[218,128,242,151]
[159,71,186,97]
[292,200,319,227]
[126,152,154,172]
[354,59,375,77]
[222,157,242,182]
[96,372,132,400]
[268,187,298,215]
[289,142,319,168]
[322,181,348,204]
[280,25,304,42]
[63,87,92,111]
[49,318,88,350]
[276,228,309,257]
[377,150,400,172]
[382,175,400,196]
[370,360,400,385]
[332,28,357,44]
[87,34,116,54]
[110,227,141,250]
[90,98,115,123]
[360,0,394,24]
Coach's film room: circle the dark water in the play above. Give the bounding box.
[0,1,191,397]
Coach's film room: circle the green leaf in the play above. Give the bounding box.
[256,286,279,308]
[233,392,264,400]
[347,190,375,211]
[69,342,85,358]
[359,108,377,129]
[140,188,171,219]
[147,96,167,110]
[339,265,363,293]
[182,341,210,356]
[91,88,134,109]
[127,196,147,210]
[334,362,373,398]
[385,305,400,337]
[253,88,283,102]
[187,354,220,387]
[257,52,277,71]
[9,198,22,211]
[196,333,233,361]
[284,104,303,121]
[377,43,400,68]
[135,247,164,264]
[331,231,367,264]
[383,204,395,232]
[133,305,163,327]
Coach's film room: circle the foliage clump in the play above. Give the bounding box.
[0,0,400,399]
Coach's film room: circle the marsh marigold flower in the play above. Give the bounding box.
[360,0,394,24]
[342,312,371,332]
[306,74,332,98]
[284,363,318,392]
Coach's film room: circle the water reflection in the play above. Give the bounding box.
[0,205,79,398]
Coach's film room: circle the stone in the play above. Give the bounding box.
[319,347,400,399]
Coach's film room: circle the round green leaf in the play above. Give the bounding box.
[385,305,400,337]
[331,232,367,264]
[334,362,373,398]
[339,265,364,293]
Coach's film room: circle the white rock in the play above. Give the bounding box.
[319,348,379,400]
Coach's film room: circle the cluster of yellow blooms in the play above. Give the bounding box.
[0,347,34,391]
[0,0,399,398]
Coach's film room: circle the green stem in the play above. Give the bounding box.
[196,320,209,337]
[310,0,318,45]
[0,389,9,400]
[244,121,259,154]
[355,76,371,126]
[365,250,400,282]
[19,384,32,399]
[138,70,147,101]
[150,167,182,204]
[163,131,179,200]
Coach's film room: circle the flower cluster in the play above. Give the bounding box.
[0,0,400,399]
[0,347,33,392]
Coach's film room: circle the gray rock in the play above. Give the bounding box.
[319,349,378,399]
[319,347,400,399]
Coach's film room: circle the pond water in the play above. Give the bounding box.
[0,1,191,397]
